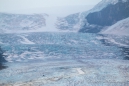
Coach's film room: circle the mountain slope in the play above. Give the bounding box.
[0,13,47,33]
[101,17,129,35]
[80,0,129,33]
[56,13,80,31]
[56,0,129,34]
[86,0,129,26]
[0,13,67,33]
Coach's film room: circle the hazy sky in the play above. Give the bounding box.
[0,0,101,16]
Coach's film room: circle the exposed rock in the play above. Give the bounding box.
[86,0,129,26]
[0,46,6,63]
[0,46,7,70]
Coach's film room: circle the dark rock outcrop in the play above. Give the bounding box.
[0,46,6,63]
[0,46,7,70]
[79,25,103,33]
[86,0,129,26]
[80,0,129,33]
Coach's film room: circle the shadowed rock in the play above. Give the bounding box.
[0,63,7,70]
[0,46,7,70]
[86,0,129,26]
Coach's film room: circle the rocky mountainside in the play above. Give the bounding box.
[56,13,80,31]
[80,0,129,33]
[0,13,47,33]
[101,17,129,35]
[86,0,129,26]
[56,0,129,34]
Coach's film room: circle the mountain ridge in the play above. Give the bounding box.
[56,0,129,35]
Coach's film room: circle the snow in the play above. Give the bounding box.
[101,17,129,36]
[91,40,99,44]
[108,38,128,47]
[90,0,128,12]
[0,1,129,85]
[19,35,35,44]
[0,13,62,33]
[0,32,125,62]
[0,32,129,85]
[76,68,85,75]
[43,14,61,32]
[83,0,128,28]
[81,0,128,18]
[0,59,129,86]
[56,0,129,32]
[96,35,129,47]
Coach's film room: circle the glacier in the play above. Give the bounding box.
[0,32,129,86]
[0,0,129,85]
[0,32,126,62]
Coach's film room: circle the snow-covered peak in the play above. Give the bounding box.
[80,0,128,17]
[0,13,46,33]
[56,0,129,32]
[101,17,129,36]
[0,13,62,33]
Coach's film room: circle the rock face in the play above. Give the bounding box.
[0,46,7,70]
[56,0,129,33]
[0,13,46,33]
[0,46,6,63]
[101,17,129,35]
[86,0,129,26]
[79,25,103,33]
[80,0,129,33]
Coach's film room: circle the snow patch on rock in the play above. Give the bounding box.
[101,17,129,36]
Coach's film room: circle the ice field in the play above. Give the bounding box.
[0,32,129,86]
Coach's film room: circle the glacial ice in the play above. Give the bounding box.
[0,32,129,86]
